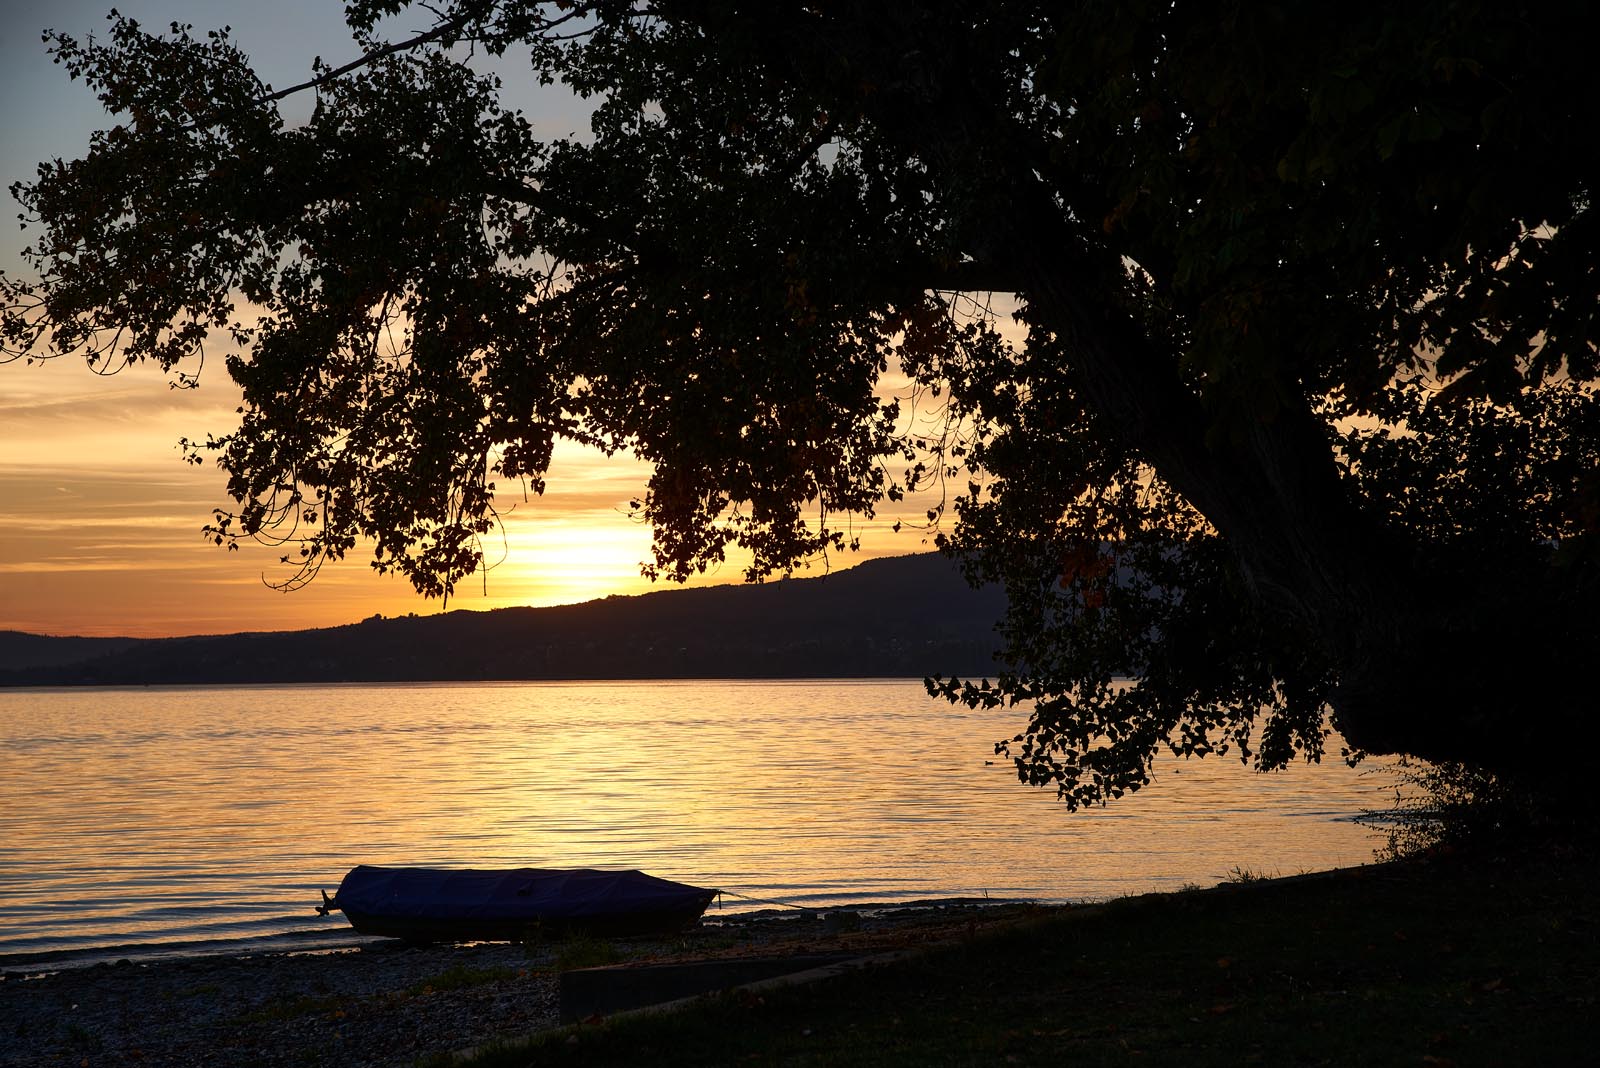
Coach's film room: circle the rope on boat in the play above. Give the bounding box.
[715,889,813,912]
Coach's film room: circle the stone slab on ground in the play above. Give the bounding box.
[559,953,856,1022]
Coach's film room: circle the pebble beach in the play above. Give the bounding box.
[2,939,556,1068]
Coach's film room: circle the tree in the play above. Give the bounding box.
[4,1,1597,806]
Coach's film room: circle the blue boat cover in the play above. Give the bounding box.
[334,865,715,921]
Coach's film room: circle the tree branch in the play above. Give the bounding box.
[253,1,493,106]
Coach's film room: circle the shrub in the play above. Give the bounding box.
[1362,758,1549,860]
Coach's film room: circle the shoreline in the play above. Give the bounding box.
[0,899,1041,1068]
[0,895,1030,976]
[0,928,375,976]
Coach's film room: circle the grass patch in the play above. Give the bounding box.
[554,935,622,972]
[62,1022,102,1052]
[407,964,519,995]
[235,993,347,1026]
[460,851,1598,1066]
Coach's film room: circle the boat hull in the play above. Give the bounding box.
[327,865,718,942]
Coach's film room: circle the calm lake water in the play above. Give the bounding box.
[0,679,1388,962]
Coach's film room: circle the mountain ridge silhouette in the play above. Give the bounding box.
[0,553,1005,686]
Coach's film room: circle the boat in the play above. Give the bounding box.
[317,865,719,941]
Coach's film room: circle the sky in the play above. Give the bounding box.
[0,1,944,637]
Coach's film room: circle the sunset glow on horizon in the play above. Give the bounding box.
[0,356,940,637]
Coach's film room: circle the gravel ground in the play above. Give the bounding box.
[1,940,558,1068]
[0,902,1034,1068]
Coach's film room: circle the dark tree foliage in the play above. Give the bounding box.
[4,1,1597,806]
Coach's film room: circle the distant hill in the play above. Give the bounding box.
[0,553,1006,686]
[0,633,145,672]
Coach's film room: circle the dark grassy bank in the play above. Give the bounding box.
[464,852,1597,1067]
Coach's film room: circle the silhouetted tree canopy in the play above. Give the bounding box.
[5,1,1597,805]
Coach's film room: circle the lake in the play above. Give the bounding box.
[0,679,1389,963]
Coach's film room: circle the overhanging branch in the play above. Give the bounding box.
[255,4,490,105]
[251,0,590,108]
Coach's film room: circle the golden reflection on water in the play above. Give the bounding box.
[0,680,1389,955]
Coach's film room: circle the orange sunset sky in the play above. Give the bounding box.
[1,0,952,638]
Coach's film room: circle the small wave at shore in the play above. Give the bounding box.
[0,923,372,973]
